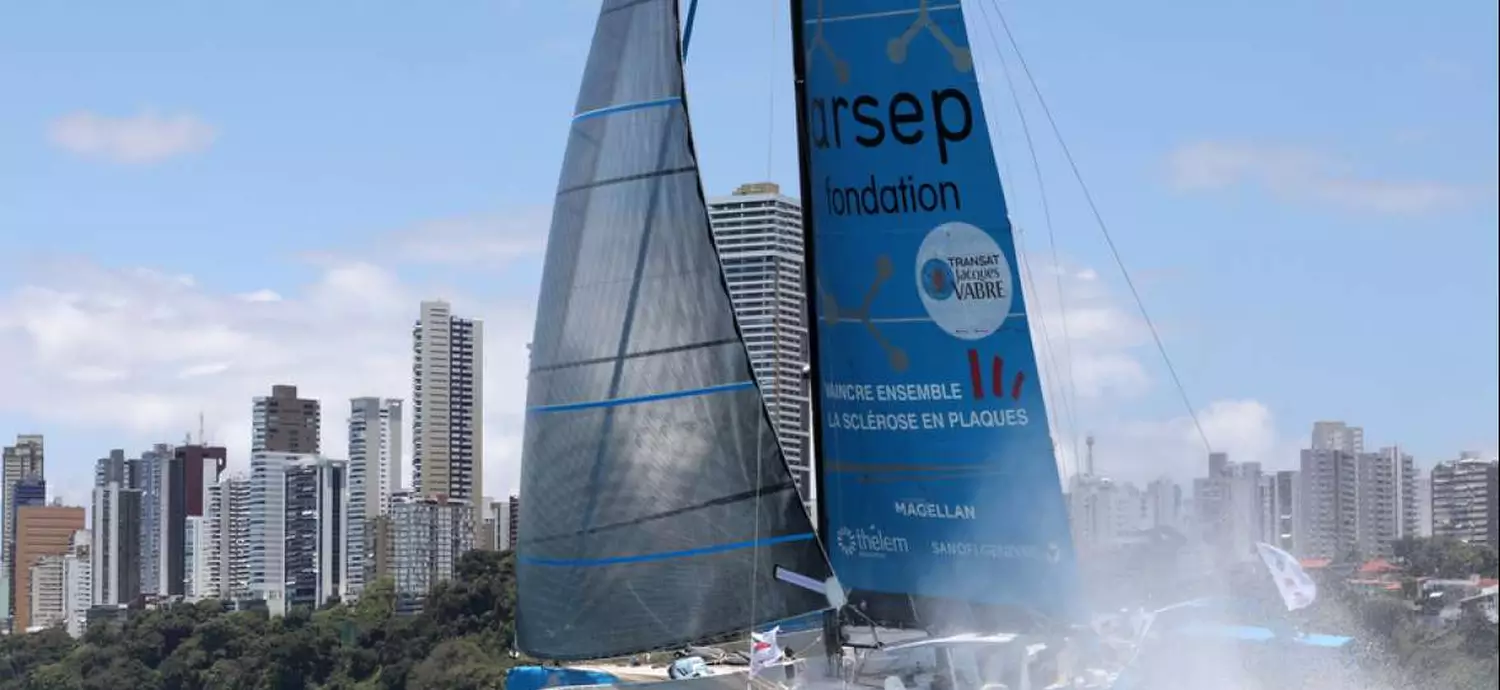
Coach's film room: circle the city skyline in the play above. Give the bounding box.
[2,0,1495,512]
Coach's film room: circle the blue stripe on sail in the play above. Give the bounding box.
[572,96,681,122]
[520,532,815,568]
[527,380,754,414]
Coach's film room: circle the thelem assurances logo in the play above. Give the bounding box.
[836,525,910,559]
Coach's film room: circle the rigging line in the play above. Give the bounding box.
[975,0,1082,471]
[1014,223,1077,477]
[986,0,1214,453]
[971,3,1078,474]
[972,34,1073,469]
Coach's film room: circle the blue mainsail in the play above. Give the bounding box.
[797,0,1079,625]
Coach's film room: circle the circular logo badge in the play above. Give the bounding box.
[914,222,1014,340]
[920,258,956,301]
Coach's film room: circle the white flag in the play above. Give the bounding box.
[749,626,782,676]
[1255,542,1318,611]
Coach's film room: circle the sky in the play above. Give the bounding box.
[2,0,1496,510]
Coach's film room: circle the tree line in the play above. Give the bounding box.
[0,550,519,690]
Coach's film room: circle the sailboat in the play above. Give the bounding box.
[513,0,1085,687]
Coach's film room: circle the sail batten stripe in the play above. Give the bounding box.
[521,532,815,568]
[556,166,697,196]
[572,96,681,123]
[528,380,754,414]
[806,3,961,25]
[529,337,739,374]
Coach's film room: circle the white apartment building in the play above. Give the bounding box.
[706,183,813,503]
[1431,452,1499,548]
[390,492,475,610]
[413,301,484,516]
[62,531,90,638]
[218,474,251,601]
[27,555,64,632]
[248,451,301,615]
[347,397,403,598]
[1297,423,1419,559]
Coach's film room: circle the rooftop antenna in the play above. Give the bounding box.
[198,411,205,445]
[1086,434,1096,477]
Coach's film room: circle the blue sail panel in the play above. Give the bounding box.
[799,0,1079,621]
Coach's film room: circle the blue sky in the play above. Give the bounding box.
[2,0,1496,506]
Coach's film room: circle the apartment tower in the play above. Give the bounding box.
[706,183,813,503]
[253,385,322,454]
[347,397,403,597]
[412,301,484,512]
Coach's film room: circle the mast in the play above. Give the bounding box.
[787,0,842,668]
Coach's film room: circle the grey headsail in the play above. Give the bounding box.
[516,0,833,661]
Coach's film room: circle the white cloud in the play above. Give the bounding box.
[1014,254,1290,484]
[0,233,540,502]
[47,110,218,164]
[1166,141,1486,215]
[1019,259,1152,404]
[1073,400,1296,487]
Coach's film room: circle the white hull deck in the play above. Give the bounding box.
[567,659,820,690]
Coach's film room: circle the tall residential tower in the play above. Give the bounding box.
[706,183,813,503]
[412,301,484,511]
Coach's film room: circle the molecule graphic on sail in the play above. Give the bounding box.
[805,0,850,83]
[888,0,973,72]
[819,255,909,373]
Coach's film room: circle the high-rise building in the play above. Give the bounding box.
[92,453,142,606]
[14,504,85,631]
[1144,478,1183,530]
[5,476,46,621]
[347,397,403,598]
[412,300,484,513]
[1311,421,1364,455]
[28,529,88,635]
[1415,471,1433,537]
[506,495,520,550]
[390,492,475,611]
[253,384,322,454]
[1069,475,1148,554]
[1264,470,1300,553]
[166,444,227,597]
[706,183,813,501]
[2,434,44,619]
[217,474,251,601]
[1431,452,1499,548]
[1353,446,1418,558]
[1299,447,1358,560]
[137,443,172,596]
[248,451,302,614]
[284,457,348,611]
[481,496,521,551]
[28,554,64,633]
[1192,455,1264,563]
[61,530,90,637]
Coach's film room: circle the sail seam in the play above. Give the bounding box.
[528,337,739,374]
[572,96,681,122]
[527,380,754,414]
[520,532,815,568]
[522,480,798,546]
[555,166,697,196]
